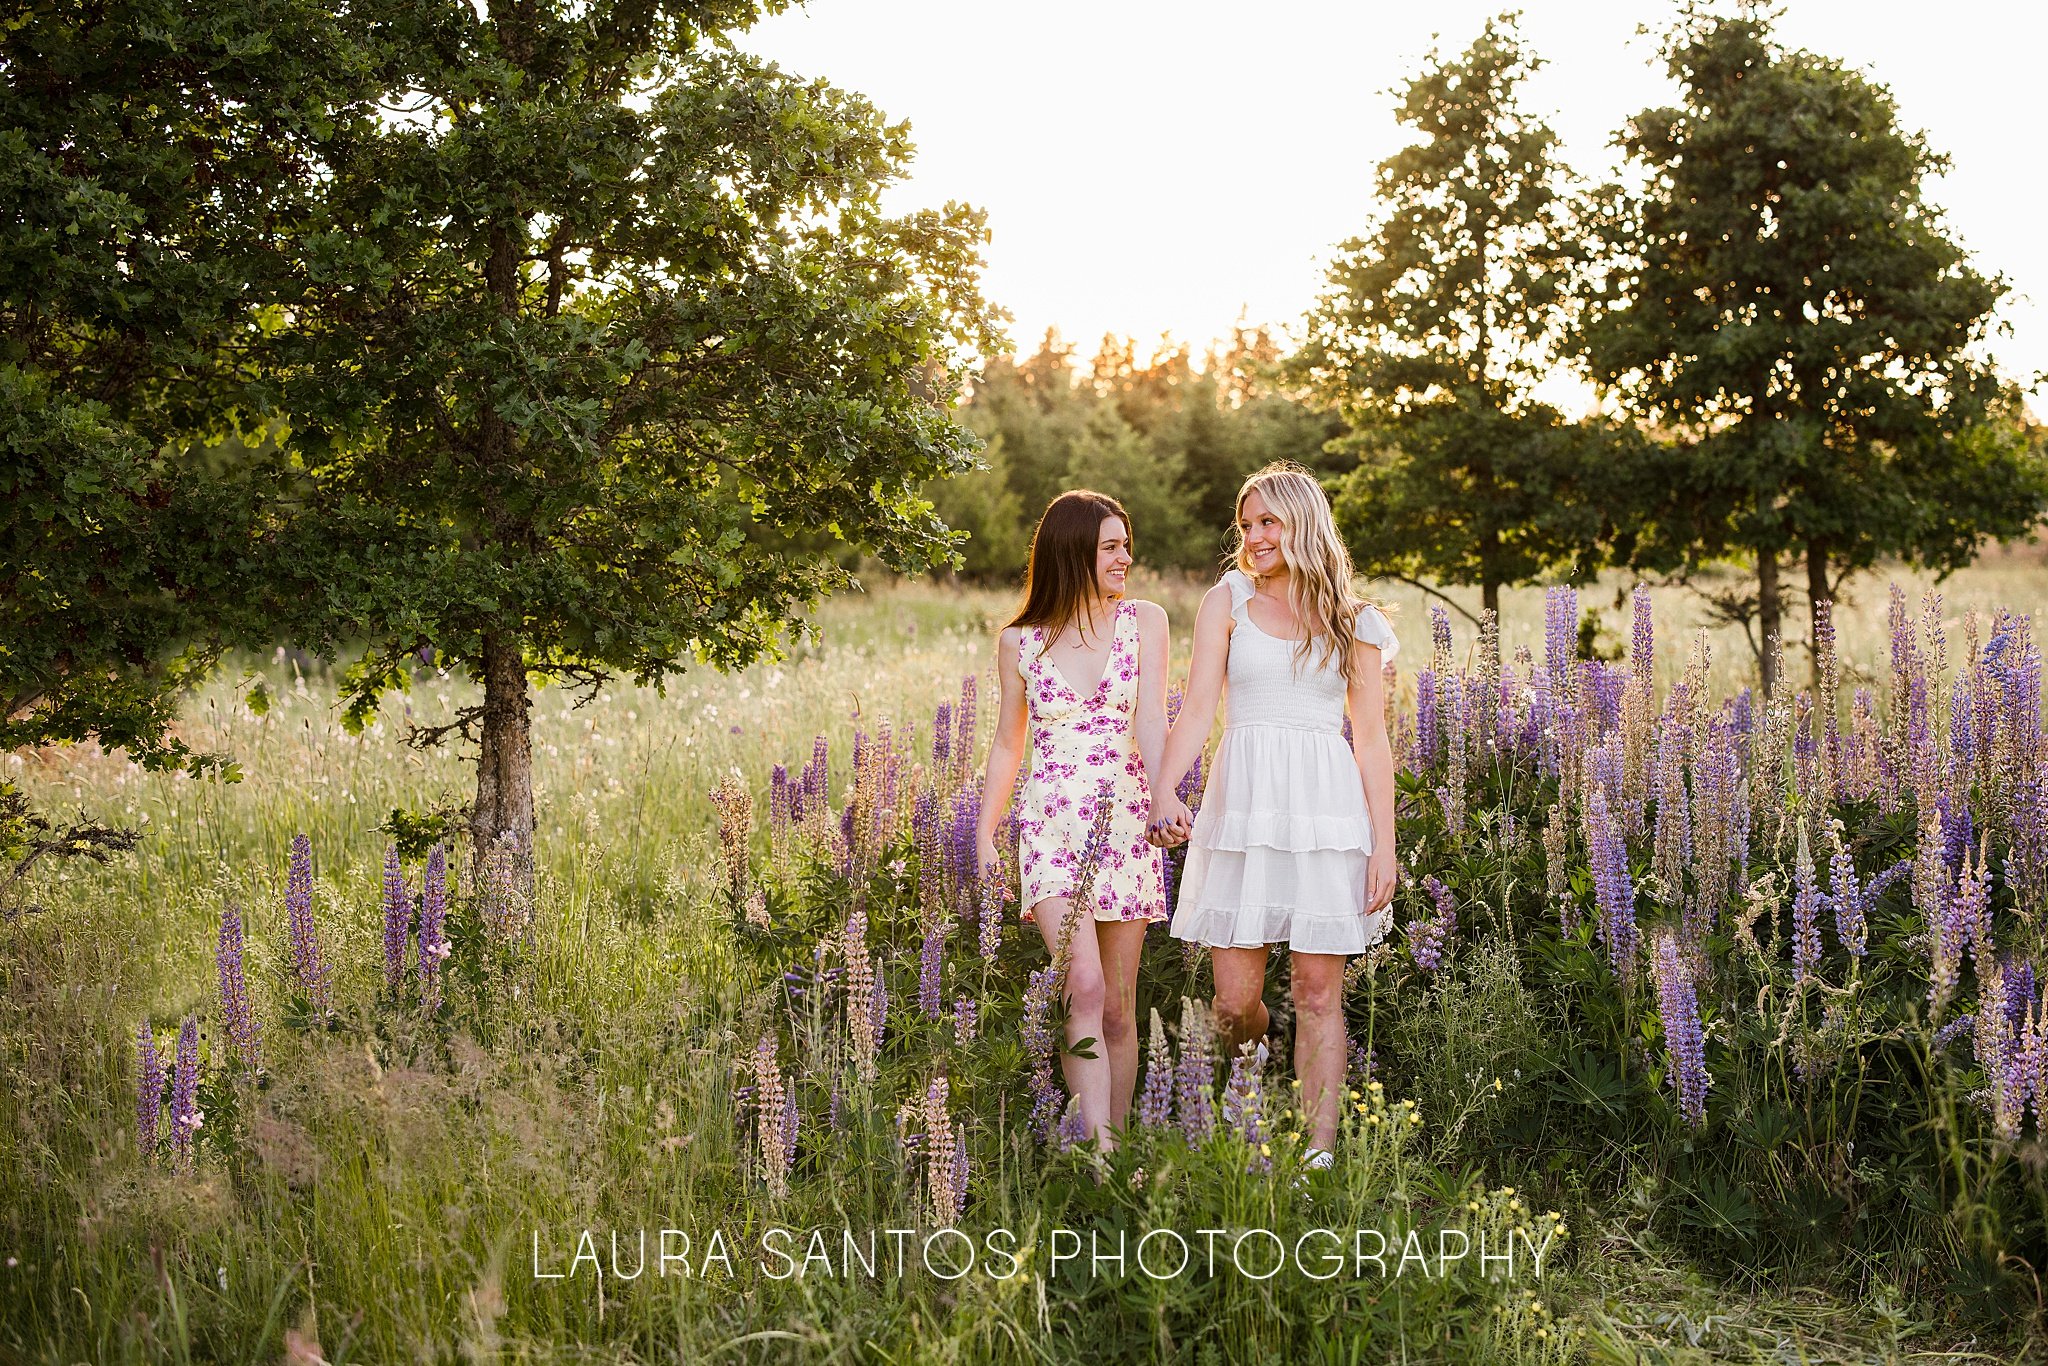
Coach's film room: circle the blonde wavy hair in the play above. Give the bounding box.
[1230,462,1381,689]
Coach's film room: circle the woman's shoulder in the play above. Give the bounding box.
[1122,598,1170,629]
[1209,568,1254,609]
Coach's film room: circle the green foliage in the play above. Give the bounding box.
[958,326,1335,577]
[234,2,1001,853]
[1297,14,1616,612]
[0,4,346,778]
[925,435,1030,578]
[1578,4,2048,667]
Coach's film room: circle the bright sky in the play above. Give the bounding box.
[742,1,2046,400]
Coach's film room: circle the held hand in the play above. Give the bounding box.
[1146,793,1193,848]
[976,831,1001,878]
[1365,845,1398,915]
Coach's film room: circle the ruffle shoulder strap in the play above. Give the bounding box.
[1353,602,1400,664]
[1220,568,1255,619]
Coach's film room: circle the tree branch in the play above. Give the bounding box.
[1371,573,1485,627]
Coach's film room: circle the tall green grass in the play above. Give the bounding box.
[3,557,2042,1363]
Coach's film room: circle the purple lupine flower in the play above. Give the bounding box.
[1939,793,1972,878]
[1176,1004,1216,1143]
[877,722,902,828]
[170,1014,201,1170]
[1348,1040,1376,1086]
[805,734,830,814]
[1585,660,1626,736]
[1925,838,1969,1023]
[1414,670,1441,770]
[1055,1103,1087,1150]
[914,784,944,912]
[1949,677,1977,775]
[782,1082,800,1172]
[1731,686,1754,738]
[1429,603,1453,672]
[945,784,981,908]
[1652,706,1691,901]
[2003,960,2036,1034]
[1826,823,1866,957]
[1865,859,1911,902]
[954,994,978,1045]
[1931,1015,1977,1051]
[918,923,945,1019]
[1652,936,1708,1127]
[1999,1023,2034,1142]
[1629,584,1654,688]
[1987,612,2043,749]
[1792,820,1823,981]
[1137,1010,1175,1129]
[216,900,260,1070]
[1545,585,1580,700]
[770,762,793,843]
[1585,788,1640,977]
[381,843,410,994]
[283,833,332,1015]
[136,1022,163,1162]
[419,843,450,1013]
[931,700,953,771]
[2009,761,2048,914]
[977,860,1008,963]
[1908,670,1940,811]
[872,966,889,1054]
[1177,743,1206,810]
[1220,1041,1271,1172]
[1409,877,1456,974]
[1792,697,1820,809]
[1021,964,1065,1141]
[956,675,978,770]
[1958,843,1995,985]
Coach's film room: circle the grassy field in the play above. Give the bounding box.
[3,551,2045,1363]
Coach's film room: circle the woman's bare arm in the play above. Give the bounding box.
[1346,642,1398,912]
[1132,600,1171,797]
[975,628,1028,870]
[1149,584,1232,836]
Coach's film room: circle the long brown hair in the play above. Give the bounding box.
[1007,489,1131,645]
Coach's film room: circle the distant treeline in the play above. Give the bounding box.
[935,325,1339,579]
[936,9,2048,695]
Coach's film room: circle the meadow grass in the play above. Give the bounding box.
[3,554,2044,1363]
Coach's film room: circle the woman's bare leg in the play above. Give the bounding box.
[1031,898,1114,1146]
[1209,945,1272,1058]
[1290,950,1347,1151]
[1096,919,1151,1129]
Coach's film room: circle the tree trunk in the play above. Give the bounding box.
[1757,549,1782,697]
[1806,539,1830,689]
[1482,577,1500,620]
[473,632,535,892]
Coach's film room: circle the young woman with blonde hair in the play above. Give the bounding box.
[1147,462,1398,1168]
[977,490,1171,1150]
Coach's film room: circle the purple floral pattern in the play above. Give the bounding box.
[1016,601,1167,924]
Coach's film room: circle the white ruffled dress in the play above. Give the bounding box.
[1170,569,1400,955]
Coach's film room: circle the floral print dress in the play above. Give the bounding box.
[1015,600,1167,924]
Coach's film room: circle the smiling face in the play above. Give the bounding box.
[1094,516,1132,596]
[1236,490,1287,576]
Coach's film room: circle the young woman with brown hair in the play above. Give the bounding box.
[975,489,1171,1150]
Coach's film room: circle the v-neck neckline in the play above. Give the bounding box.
[1038,603,1124,703]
